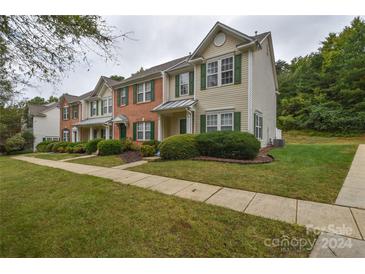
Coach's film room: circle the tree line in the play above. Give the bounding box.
[276,17,365,133]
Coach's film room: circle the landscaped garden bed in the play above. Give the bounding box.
[68,155,125,167]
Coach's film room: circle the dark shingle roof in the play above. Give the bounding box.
[113,56,189,87]
[29,102,58,117]
[78,90,94,100]
[101,76,122,87]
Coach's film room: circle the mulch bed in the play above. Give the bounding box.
[120,151,143,163]
[193,146,274,164]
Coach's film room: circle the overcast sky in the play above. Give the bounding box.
[24,15,355,100]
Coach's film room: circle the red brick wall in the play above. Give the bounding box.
[59,97,81,141]
[113,78,162,141]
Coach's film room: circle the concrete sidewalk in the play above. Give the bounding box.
[13,154,365,244]
[336,144,365,209]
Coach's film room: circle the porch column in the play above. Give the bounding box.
[89,127,93,140]
[158,114,162,141]
[186,111,192,134]
[105,126,110,140]
[76,128,80,142]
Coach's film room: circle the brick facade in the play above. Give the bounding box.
[113,77,162,141]
[59,97,81,141]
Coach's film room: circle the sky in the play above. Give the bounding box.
[24,15,355,100]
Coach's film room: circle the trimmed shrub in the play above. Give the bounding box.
[196,131,260,160]
[5,133,25,153]
[141,145,156,157]
[73,143,86,153]
[36,140,55,152]
[159,134,199,160]
[52,142,70,153]
[120,138,133,151]
[142,140,160,149]
[97,140,123,156]
[85,138,103,154]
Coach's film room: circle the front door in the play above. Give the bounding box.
[120,124,127,139]
[179,118,187,134]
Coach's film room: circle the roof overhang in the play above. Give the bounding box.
[152,98,197,112]
[112,114,129,125]
[74,116,112,127]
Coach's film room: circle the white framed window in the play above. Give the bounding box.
[180,72,189,96]
[62,129,70,142]
[121,89,127,105]
[91,102,97,116]
[207,61,218,88]
[63,107,69,120]
[254,112,263,140]
[137,82,152,103]
[221,57,233,85]
[103,99,108,114]
[137,122,152,141]
[108,97,112,113]
[206,55,234,87]
[72,105,78,119]
[206,111,233,132]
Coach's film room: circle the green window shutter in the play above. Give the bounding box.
[90,102,92,116]
[189,71,194,95]
[175,74,180,98]
[200,114,206,133]
[101,100,104,115]
[234,112,241,131]
[125,87,129,105]
[117,89,121,106]
[150,80,155,101]
[133,84,137,104]
[234,54,242,84]
[133,122,137,141]
[96,101,99,116]
[150,121,155,140]
[200,63,206,90]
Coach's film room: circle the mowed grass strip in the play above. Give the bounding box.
[30,153,84,161]
[130,144,357,203]
[68,155,125,167]
[0,157,315,257]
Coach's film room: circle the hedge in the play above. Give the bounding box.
[85,138,103,154]
[196,131,260,160]
[141,145,155,157]
[52,142,70,153]
[159,134,199,160]
[97,140,123,155]
[36,140,55,152]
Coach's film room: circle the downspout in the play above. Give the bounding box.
[248,49,253,134]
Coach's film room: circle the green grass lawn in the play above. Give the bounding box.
[68,155,125,167]
[29,153,84,161]
[284,130,365,144]
[130,144,357,203]
[0,157,315,257]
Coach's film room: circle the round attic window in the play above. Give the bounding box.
[214,32,226,47]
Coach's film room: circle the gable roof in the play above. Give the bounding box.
[112,56,189,88]
[29,102,58,117]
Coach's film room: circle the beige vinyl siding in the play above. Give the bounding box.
[167,74,194,101]
[202,33,244,59]
[194,32,249,133]
[162,112,186,137]
[252,37,277,145]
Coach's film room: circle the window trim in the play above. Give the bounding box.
[62,129,70,142]
[254,112,263,140]
[179,72,189,96]
[137,82,152,103]
[120,88,127,106]
[72,105,78,119]
[63,107,69,120]
[108,97,112,113]
[91,101,97,117]
[206,111,234,132]
[102,98,108,114]
[206,54,234,88]
[136,121,152,141]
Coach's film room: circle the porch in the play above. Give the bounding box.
[73,116,113,142]
[152,98,197,140]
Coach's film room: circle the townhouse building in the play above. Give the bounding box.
[58,21,278,146]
